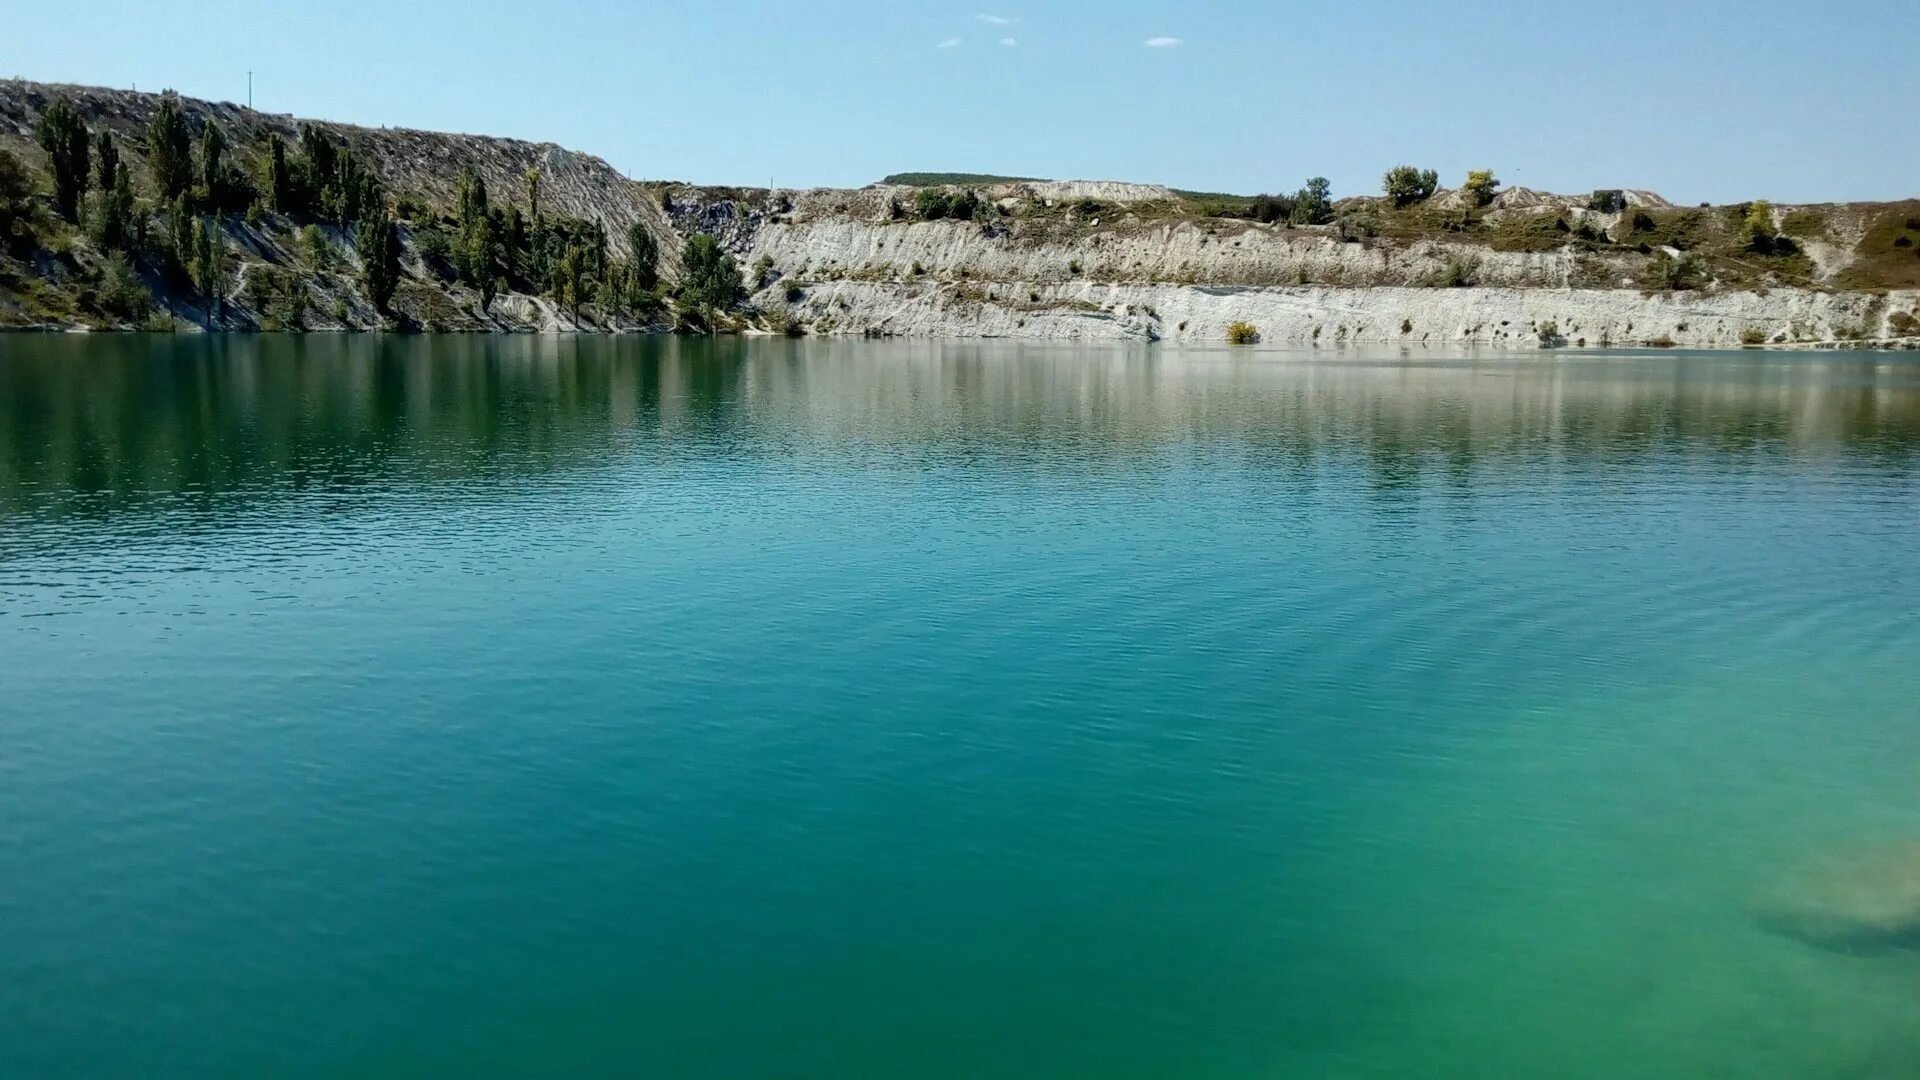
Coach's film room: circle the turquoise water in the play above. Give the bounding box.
[2,336,1918,1077]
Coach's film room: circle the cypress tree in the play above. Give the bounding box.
[146,92,194,201]
[627,222,658,292]
[355,211,400,314]
[36,96,90,223]
[94,160,135,252]
[193,216,230,324]
[198,122,227,206]
[269,134,291,211]
[92,131,120,198]
[167,194,195,285]
[455,166,488,227]
[0,149,30,235]
[256,133,291,212]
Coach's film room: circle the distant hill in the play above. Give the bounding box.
[881,172,1045,187]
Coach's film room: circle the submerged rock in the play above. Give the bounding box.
[1755,840,1920,953]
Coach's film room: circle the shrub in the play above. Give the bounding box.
[1334,214,1379,243]
[1383,165,1439,207]
[763,308,805,337]
[413,222,453,266]
[1536,321,1561,346]
[1739,327,1767,346]
[1225,321,1260,344]
[96,255,151,321]
[1646,251,1704,291]
[784,282,805,302]
[1435,256,1480,288]
[1067,259,1082,275]
[1249,193,1296,224]
[914,188,981,221]
[1889,310,1920,337]
[1740,200,1778,253]
[1589,190,1627,214]
[1463,169,1500,208]
[299,224,332,270]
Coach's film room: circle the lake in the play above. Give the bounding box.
[2,335,1918,1077]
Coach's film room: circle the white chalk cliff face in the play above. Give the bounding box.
[754,280,1909,348]
[663,186,1920,348]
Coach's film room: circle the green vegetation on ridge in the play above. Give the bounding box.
[882,172,1043,186]
[0,85,724,332]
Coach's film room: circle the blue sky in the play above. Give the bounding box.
[7,0,1917,203]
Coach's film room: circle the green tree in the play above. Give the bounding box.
[467,223,504,309]
[164,194,195,284]
[146,91,194,201]
[259,133,292,212]
[36,96,90,223]
[198,121,227,206]
[192,216,231,324]
[627,221,659,292]
[277,273,310,330]
[298,123,338,199]
[1463,169,1501,208]
[0,148,31,235]
[1290,177,1333,225]
[1383,165,1439,207]
[557,241,588,322]
[680,232,745,316]
[355,211,401,314]
[452,166,501,297]
[524,166,542,223]
[455,165,489,225]
[91,131,120,200]
[92,157,136,252]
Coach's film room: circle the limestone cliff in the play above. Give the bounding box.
[3,79,1917,348]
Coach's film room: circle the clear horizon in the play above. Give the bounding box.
[7,0,1919,204]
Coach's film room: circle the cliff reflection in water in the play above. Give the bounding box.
[3,335,1919,522]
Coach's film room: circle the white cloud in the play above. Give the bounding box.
[977,13,1013,24]
[936,37,962,48]
[1144,36,1182,47]
[999,36,1018,46]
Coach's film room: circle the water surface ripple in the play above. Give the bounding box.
[2,336,1919,1077]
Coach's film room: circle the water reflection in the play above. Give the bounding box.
[2,336,1918,522]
